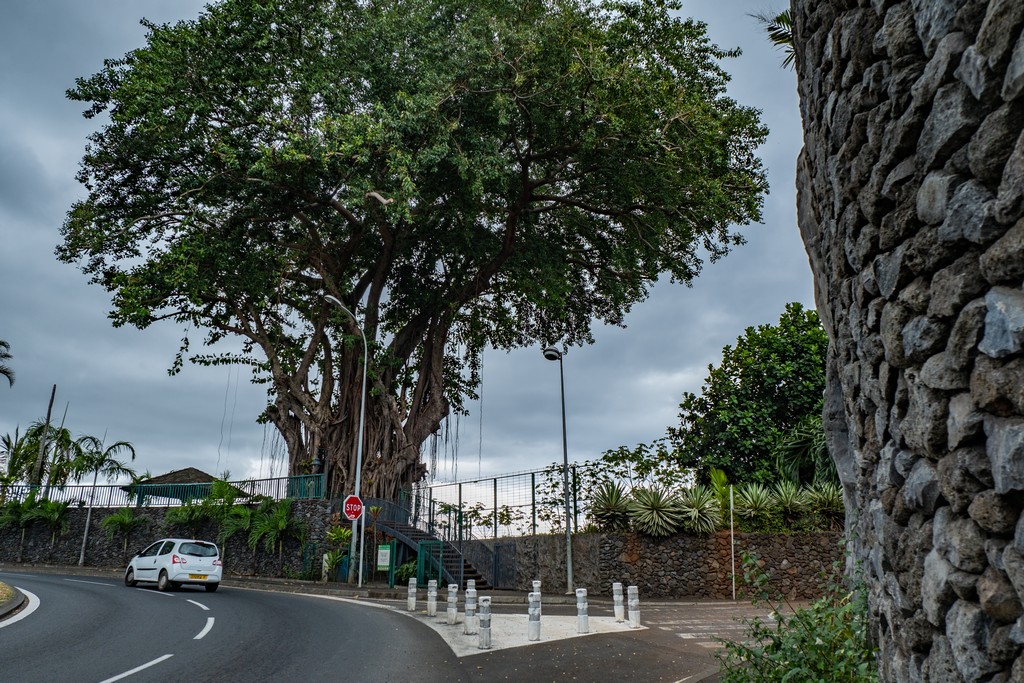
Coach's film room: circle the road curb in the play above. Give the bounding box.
[0,585,26,620]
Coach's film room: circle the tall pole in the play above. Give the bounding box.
[543,346,573,594]
[325,295,367,587]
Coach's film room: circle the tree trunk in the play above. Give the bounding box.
[792,1,1024,680]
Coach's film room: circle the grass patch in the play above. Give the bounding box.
[0,581,14,603]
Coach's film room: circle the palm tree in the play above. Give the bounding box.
[26,498,70,548]
[100,507,149,563]
[0,491,39,562]
[0,340,13,387]
[751,8,795,69]
[73,435,136,565]
[0,429,33,500]
[23,420,86,493]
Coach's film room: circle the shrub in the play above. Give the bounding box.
[677,485,722,534]
[628,487,684,537]
[718,553,877,682]
[806,482,844,530]
[771,480,808,525]
[590,481,632,532]
[395,560,417,584]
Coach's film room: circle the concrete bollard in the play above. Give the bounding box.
[527,591,541,641]
[532,580,542,617]
[447,584,459,625]
[478,596,492,650]
[463,585,478,634]
[407,578,417,611]
[612,582,625,622]
[627,585,641,629]
[427,579,438,617]
[576,588,589,634]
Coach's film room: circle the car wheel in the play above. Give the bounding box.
[205,584,219,593]
[125,569,137,587]
[157,570,171,592]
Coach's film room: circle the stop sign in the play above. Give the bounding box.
[343,494,364,521]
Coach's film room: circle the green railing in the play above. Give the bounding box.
[0,473,324,509]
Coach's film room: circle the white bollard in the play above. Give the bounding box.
[463,585,478,634]
[478,596,492,650]
[576,588,589,634]
[612,582,625,622]
[532,580,542,617]
[427,579,438,617]
[407,578,417,611]
[627,585,641,628]
[447,584,459,625]
[527,591,541,641]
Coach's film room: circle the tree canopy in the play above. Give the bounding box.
[59,0,768,498]
[668,302,827,484]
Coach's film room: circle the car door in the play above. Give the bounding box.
[153,540,176,577]
[133,541,164,581]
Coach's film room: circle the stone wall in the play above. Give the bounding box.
[792,0,1024,680]
[466,530,843,599]
[0,500,331,578]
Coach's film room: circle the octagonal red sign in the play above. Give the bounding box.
[343,494,364,521]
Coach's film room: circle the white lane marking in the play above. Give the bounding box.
[136,588,175,597]
[64,578,115,587]
[186,599,210,611]
[0,588,39,628]
[99,654,173,683]
[194,616,215,640]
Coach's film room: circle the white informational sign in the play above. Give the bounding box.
[377,544,391,571]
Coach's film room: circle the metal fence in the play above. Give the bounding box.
[403,460,610,542]
[0,474,324,508]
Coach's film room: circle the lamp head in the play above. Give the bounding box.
[542,346,562,361]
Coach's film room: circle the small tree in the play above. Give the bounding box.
[0,492,39,562]
[249,499,306,575]
[26,499,71,548]
[101,507,149,563]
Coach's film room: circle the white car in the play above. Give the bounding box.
[125,538,223,592]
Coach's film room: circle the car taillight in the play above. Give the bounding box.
[213,559,222,566]
[172,554,187,565]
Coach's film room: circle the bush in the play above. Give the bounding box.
[395,560,417,584]
[718,553,877,683]
[590,481,632,532]
[677,485,721,534]
[628,487,684,537]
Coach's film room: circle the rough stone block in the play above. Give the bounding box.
[968,490,1021,535]
[980,219,1024,284]
[903,315,949,363]
[884,3,922,59]
[922,351,969,390]
[956,45,997,101]
[985,416,1024,494]
[947,600,1002,681]
[924,547,958,625]
[978,567,1022,624]
[939,448,990,513]
[994,131,1024,223]
[947,298,987,367]
[1003,34,1024,101]
[969,103,1024,184]
[948,392,984,449]
[938,180,998,245]
[904,378,950,456]
[1002,547,1024,612]
[911,0,962,57]
[924,633,968,682]
[904,458,943,514]
[919,83,983,171]
[928,253,985,317]
[912,31,970,104]
[979,287,1024,358]
[882,300,914,367]
[986,623,1021,663]
[917,170,964,225]
[976,0,1024,70]
[971,355,1024,416]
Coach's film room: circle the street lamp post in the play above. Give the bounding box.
[542,346,574,594]
[325,294,368,587]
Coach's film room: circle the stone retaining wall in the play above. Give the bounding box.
[793,0,1024,680]
[467,530,843,599]
[0,500,330,578]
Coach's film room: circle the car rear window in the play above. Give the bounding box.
[179,542,218,557]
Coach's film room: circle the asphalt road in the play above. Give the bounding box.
[0,572,470,682]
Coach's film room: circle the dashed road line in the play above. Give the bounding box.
[98,654,173,683]
[187,599,210,611]
[194,617,215,640]
[0,588,39,628]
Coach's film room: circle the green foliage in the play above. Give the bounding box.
[771,480,808,524]
[677,485,722,534]
[0,339,13,387]
[395,560,418,584]
[599,438,692,490]
[669,303,828,484]
[164,500,210,538]
[805,482,845,531]
[628,487,684,538]
[101,507,149,559]
[249,499,306,562]
[59,0,768,497]
[749,8,795,69]
[774,413,836,486]
[26,499,71,547]
[589,481,632,532]
[718,553,877,682]
[734,483,783,533]
[326,525,352,548]
[323,548,346,578]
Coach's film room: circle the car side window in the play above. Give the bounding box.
[140,542,162,557]
[158,541,175,556]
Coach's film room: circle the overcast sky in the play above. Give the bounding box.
[0,1,810,489]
